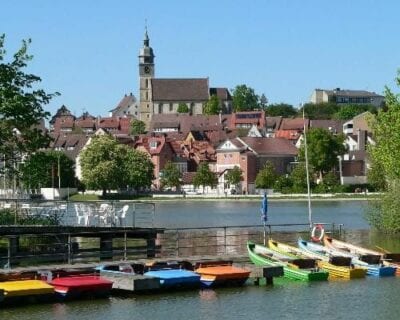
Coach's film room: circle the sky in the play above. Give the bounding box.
[1,0,400,117]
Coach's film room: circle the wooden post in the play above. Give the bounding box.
[124,232,127,261]
[146,237,156,258]
[7,236,19,269]
[67,234,72,264]
[100,234,113,260]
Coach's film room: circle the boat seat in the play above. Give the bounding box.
[359,254,381,265]
[383,253,400,262]
[329,256,352,266]
[291,259,316,269]
[195,260,232,269]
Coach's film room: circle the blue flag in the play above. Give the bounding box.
[261,192,268,223]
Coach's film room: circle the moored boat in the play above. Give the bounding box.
[194,260,250,287]
[247,241,329,281]
[50,275,113,299]
[323,236,396,277]
[143,261,201,289]
[0,280,54,305]
[295,238,366,279]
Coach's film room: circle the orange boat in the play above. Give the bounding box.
[194,261,250,287]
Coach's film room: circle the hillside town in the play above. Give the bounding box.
[17,29,382,198]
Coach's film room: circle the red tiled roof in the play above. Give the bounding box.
[279,118,308,130]
[275,130,302,141]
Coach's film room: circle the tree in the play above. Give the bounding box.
[299,128,346,182]
[0,35,58,171]
[203,94,221,115]
[177,103,189,113]
[266,103,297,117]
[130,120,146,135]
[193,163,217,193]
[80,135,154,196]
[255,161,278,189]
[20,151,75,189]
[300,102,339,120]
[225,166,242,189]
[333,104,377,120]
[80,135,128,196]
[289,162,311,193]
[366,71,400,232]
[232,84,259,112]
[124,148,154,191]
[160,161,182,190]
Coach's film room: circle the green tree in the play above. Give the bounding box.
[266,103,297,117]
[130,120,146,135]
[0,35,58,171]
[124,148,154,191]
[177,103,189,113]
[80,135,154,196]
[299,128,346,182]
[225,166,242,189]
[289,162,310,193]
[193,163,217,193]
[367,159,387,191]
[20,151,75,189]
[333,104,377,120]
[232,84,260,112]
[203,94,221,115]
[80,135,127,196]
[366,71,400,232]
[300,102,339,120]
[160,161,182,190]
[255,161,278,189]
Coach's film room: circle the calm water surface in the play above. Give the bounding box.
[154,200,369,229]
[2,278,400,320]
[3,200,399,319]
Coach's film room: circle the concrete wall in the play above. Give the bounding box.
[41,188,78,200]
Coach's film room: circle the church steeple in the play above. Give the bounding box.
[139,26,155,127]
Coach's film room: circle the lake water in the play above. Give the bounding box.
[154,199,369,229]
[2,200,400,320]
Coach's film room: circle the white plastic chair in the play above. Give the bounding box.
[75,203,89,226]
[115,205,129,227]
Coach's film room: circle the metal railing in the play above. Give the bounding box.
[0,200,155,228]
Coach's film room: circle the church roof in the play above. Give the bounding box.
[151,78,209,101]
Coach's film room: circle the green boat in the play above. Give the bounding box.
[247,241,329,282]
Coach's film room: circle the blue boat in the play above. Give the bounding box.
[322,237,396,277]
[143,261,200,289]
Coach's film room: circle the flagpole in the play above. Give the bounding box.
[302,104,313,229]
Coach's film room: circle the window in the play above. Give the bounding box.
[169,103,173,112]
[145,79,148,88]
[146,91,148,100]
[150,141,158,149]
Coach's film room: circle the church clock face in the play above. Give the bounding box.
[144,66,151,74]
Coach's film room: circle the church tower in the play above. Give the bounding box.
[139,27,155,127]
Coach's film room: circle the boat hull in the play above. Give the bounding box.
[143,269,200,289]
[296,239,366,280]
[323,237,396,277]
[247,242,328,282]
[50,276,113,299]
[195,265,250,288]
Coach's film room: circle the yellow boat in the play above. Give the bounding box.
[268,239,366,280]
[0,280,54,298]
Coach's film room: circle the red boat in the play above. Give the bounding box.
[50,275,113,299]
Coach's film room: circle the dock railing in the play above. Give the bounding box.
[0,199,155,228]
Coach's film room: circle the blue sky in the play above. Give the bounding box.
[1,0,399,116]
